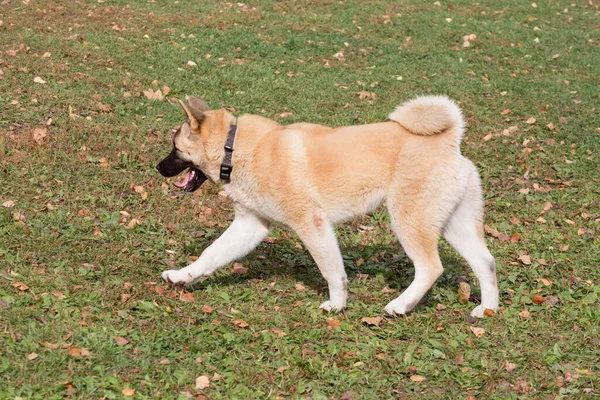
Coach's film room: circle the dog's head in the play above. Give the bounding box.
[156,96,232,192]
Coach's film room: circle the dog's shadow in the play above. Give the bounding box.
[181,233,473,306]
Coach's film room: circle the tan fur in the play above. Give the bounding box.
[165,95,499,317]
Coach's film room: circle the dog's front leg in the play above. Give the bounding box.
[293,214,348,312]
[161,210,270,287]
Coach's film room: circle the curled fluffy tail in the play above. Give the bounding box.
[388,95,464,140]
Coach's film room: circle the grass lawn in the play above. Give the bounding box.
[1,0,599,398]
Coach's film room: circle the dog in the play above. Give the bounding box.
[156,95,499,317]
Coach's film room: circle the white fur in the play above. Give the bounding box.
[388,95,464,139]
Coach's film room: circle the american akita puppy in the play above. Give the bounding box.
[156,95,499,317]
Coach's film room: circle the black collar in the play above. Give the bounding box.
[219,122,237,182]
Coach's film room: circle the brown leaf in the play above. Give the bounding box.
[526,117,536,124]
[532,295,546,305]
[122,388,135,397]
[483,308,496,317]
[27,352,39,360]
[13,281,29,291]
[158,358,170,365]
[99,157,109,168]
[272,328,286,337]
[2,200,15,208]
[180,292,194,302]
[518,309,530,319]
[410,375,427,382]
[32,126,47,143]
[295,282,308,291]
[545,295,559,306]
[510,233,522,243]
[505,361,517,372]
[233,319,249,328]
[68,347,81,357]
[458,282,471,304]
[114,336,130,346]
[381,286,396,294]
[143,89,164,101]
[51,291,65,299]
[484,224,500,238]
[201,304,213,314]
[500,109,511,115]
[326,318,341,329]
[361,316,384,327]
[470,326,486,337]
[40,342,59,349]
[536,278,552,287]
[195,375,210,390]
[518,255,531,265]
[231,262,248,275]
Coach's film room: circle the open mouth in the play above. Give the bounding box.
[172,167,207,192]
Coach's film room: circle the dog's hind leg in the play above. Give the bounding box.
[383,217,444,316]
[292,210,348,312]
[161,208,270,287]
[442,170,499,318]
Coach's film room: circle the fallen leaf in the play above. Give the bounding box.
[195,375,210,390]
[231,262,248,274]
[381,286,396,294]
[202,304,213,313]
[276,365,289,373]
[272,328,286,337]
[2,200,15,208]
[326,319,341,329]
[526,117,536,124]
[545,295,559,306]
[536,278,552,287]
[158,358,170,365]
[470,326,486,337]
[510,233,522,243]
[518,255,531,265]
[233,319,249,328]
[361,316,384,327]
[484,308,496,317]
[180,292,194,302]
[99,157,109,168]
[32,126,47,143]
[81,347,91,357]
[13,282,29,291]
[483,132,493,141]
[410,375,426,382]
[295,282,308,291]
[505,361,517,372]
[143,89,163,101]
[458,282,471,304]
[68,347,81,357]
[27,352,39,360]
[532,295,546,305]
[33,76,47,84]
[500,109,511,115]
[114,336,130,346]
[122,388,135,397]
[519,309,530,319]
[51,291,65,299]
[187,60,197,67]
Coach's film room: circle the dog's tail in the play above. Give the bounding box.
[388,95,464,141]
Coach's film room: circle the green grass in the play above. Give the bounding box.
[1,0,599,398]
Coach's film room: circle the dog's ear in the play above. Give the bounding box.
[187,96,211,113]
[178,100,205,132]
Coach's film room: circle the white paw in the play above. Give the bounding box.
[319,300,345,313]
[161,269,192,286]
[470,305,497,318]
[384,298,410,316]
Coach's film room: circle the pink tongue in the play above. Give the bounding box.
[173,169,194,188]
